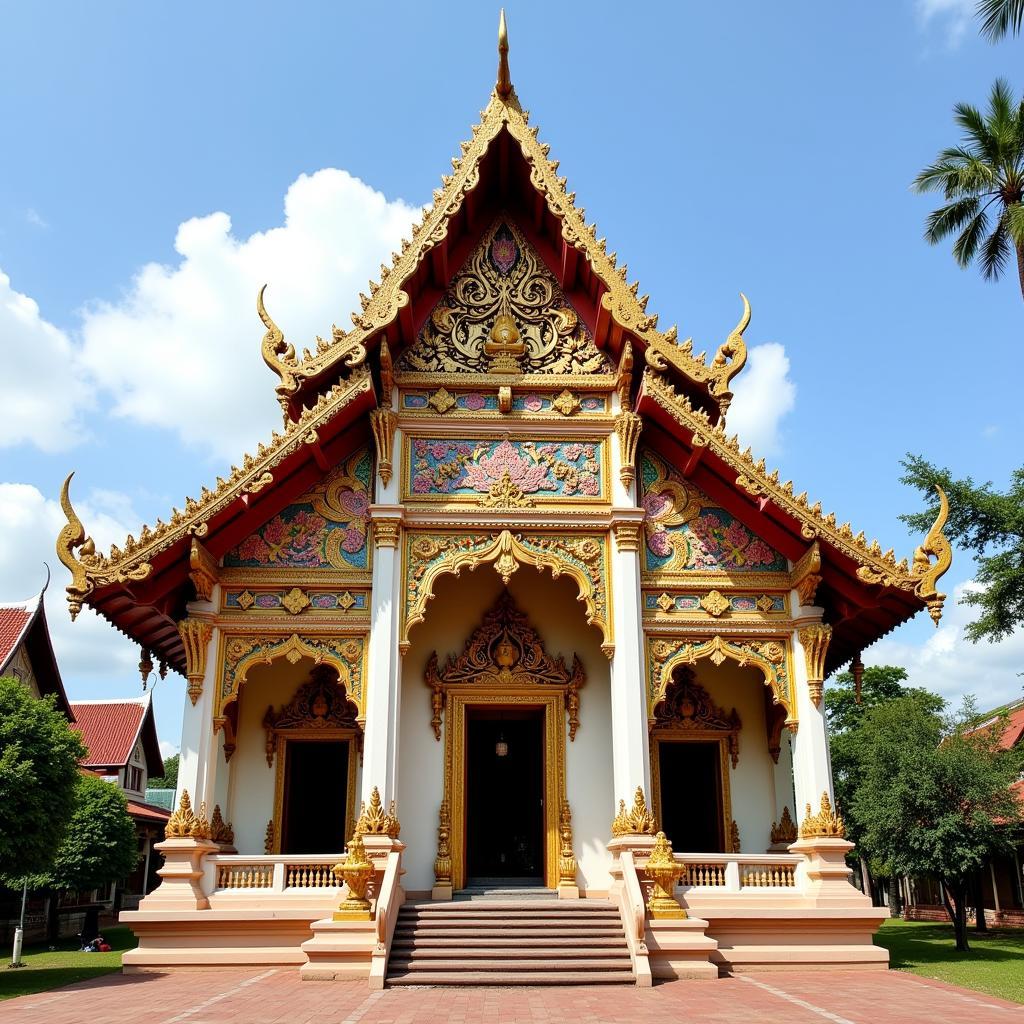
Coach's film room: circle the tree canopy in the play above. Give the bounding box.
[901,454,1024,643]
[149,752,178,789]
[851,695,1023,951]
[912,79,1024,300]
[42,774,139,893]
[0,676,85,883]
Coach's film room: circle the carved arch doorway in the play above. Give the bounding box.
[425,592,584,891]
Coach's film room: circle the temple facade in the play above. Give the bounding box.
[57,17,951,985]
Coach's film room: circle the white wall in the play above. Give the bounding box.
[397,565,614,894]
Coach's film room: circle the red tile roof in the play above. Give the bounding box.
[125,798,172,823]
[70,700,148,768]
[996,706,1024,751]
[0,606,32,667]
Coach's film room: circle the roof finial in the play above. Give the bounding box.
[496,9,512,99]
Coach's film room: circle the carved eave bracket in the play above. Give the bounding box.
[424,591,586,742]
[189,537,218,602]
[57,472,152,622]
[791,541,822,608]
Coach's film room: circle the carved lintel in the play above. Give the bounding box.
[614,411,643,489]
[798,623,832,708]
[370,408,398,488]
[189,537,218,602]
[652,668,741,768]
[178,619,213,706]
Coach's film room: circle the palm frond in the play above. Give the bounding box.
[1006,202,1024,245]
[951,208,990,266]
[976,0,1024,41]
[978,213,1011,279]
[954,102,997,163]
[925,197,983,245]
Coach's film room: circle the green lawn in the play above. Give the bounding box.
[876,919,1024,1004]
[0,925,136,1001]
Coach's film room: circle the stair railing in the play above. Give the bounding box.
[618,851,652,986]
[369,848,404,990]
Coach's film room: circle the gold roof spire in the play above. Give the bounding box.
[496,9,512,99]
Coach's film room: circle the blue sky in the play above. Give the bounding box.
[2,0,1021,753]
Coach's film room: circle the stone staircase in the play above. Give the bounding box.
[386,893,635,986]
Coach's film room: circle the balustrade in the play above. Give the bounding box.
[207,855,342,895]
[674,853,801,893]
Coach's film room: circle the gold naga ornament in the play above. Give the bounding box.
[770,806,798,845]
[611,786,658,837]
[355,786,401,839]
[799,792,846,840]
[644,832,687,919]
[332,832,374,920]
[165,790,211,840]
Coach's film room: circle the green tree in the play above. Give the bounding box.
[901,454,1024,644]
[977,0,1024,40]
[42,774,139,893]
[912,79,1024,300]
[852,696,1023,951]
[0,677,85,882]
[148,753,178,789]
[826,666,945,908]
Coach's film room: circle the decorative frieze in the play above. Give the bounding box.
[647,591,787,616]
[402,389,608,416]
[224,588,367,615]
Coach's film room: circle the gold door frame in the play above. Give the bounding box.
[444,689,565,890]
[271,730,360,854]
[650,733,735,853]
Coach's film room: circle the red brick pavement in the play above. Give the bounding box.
[2,968,1021,1024]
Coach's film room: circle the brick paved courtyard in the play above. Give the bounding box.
[3,969,1022,1024]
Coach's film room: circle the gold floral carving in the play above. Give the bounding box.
[210,805,235,846]
[434,799,452,888]
[370,407,397,487]
[379,338,394,407]
[656,593,675,612]
[427,387,457,414]
[189,537,218,602]
[498,384,513,411]
[756,594,776,613]
[792,542,822,607]
[644,293,750,420]
[644,832,686,918]
[56,367,373,626]
[552,390,579,416]
[611,786,657,836]
[178,619,213,706]
[356,786,401,838]
[558,800,577,888]
[480,470,532,509]
[281,587,310,615]
[652,668,742,768]
[396,219,613,377]
[372,518,402,548]
[612,521,642,553]
[615,411,643,489]
[771,806,797,845]
[236,590,255,611]
[424,591,585,741]
[332,832,373,920]
[729,819,740,853]
[647,634,794,727]
[165,790,210,840]
[799,792,846,839]
[403,530,611,656]
[798,623,832,708]
[700,590,730,617]
[264,819,275,855]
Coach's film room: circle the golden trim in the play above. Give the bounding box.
[189,537,218,602]
[370,408,398,488]
[444,689,564,890]
[178,618,213,706]
[272,731,359,855]
[797,623,832,708]
[650,734,734,853]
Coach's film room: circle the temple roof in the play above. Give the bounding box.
[70,694,164,776]
[0,590,73,719]
[54,14,950,679]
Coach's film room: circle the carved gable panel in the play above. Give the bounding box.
[224,449,371,572]
[396,218,613,377]
[640,449,786,575]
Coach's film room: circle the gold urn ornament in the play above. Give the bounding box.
[332,833,374,920]
[644,832,687,919]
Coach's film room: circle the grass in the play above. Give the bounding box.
[0,925,136,1001]
[876,918,1024,1004]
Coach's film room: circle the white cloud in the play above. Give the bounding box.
[78,169,419,461]
[0,270,93,452]
[158,739,179,759]
[915,0,975,45]
[725,342,796,457]
[25,208,48,230]
[866,580,1024,712]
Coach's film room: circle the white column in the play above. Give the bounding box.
[609,510,651,809]
[175,607,219,813]
[789,622,834,826]
[361,504,404,806]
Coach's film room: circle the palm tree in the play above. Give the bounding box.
[913,79,1024,301]
[976,0,1024,40]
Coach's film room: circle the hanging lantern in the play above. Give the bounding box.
[139,648,153,690]
[852,654,864,705]
[495,732,508,758]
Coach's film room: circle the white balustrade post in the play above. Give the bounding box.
[724,860,741,892]
[175,607,219,813]
[361,504,404,807]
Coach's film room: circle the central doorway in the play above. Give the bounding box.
[281,740,349,854]
[465,708,545,882]
[657,740,725,852]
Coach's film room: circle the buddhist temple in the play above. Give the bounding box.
[57,13,952,985]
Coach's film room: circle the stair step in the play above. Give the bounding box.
[391,947,631,960]
[391,937,628,950]
[402,901,615,912]
[388,970,636,986]
[389,958,630,971]
[394,928,626,939]
[397,913,620,923]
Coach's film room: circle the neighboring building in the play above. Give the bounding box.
[906,698,1024,927]
[56,20,955,983]
[0,590,73,719]
[70,697,171,903]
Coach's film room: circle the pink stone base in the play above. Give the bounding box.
[645,917,720,980]
[298,917,377,981]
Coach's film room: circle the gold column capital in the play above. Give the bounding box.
[369,505,403,549]
[178,618,214,706]
[797,623,832,708]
